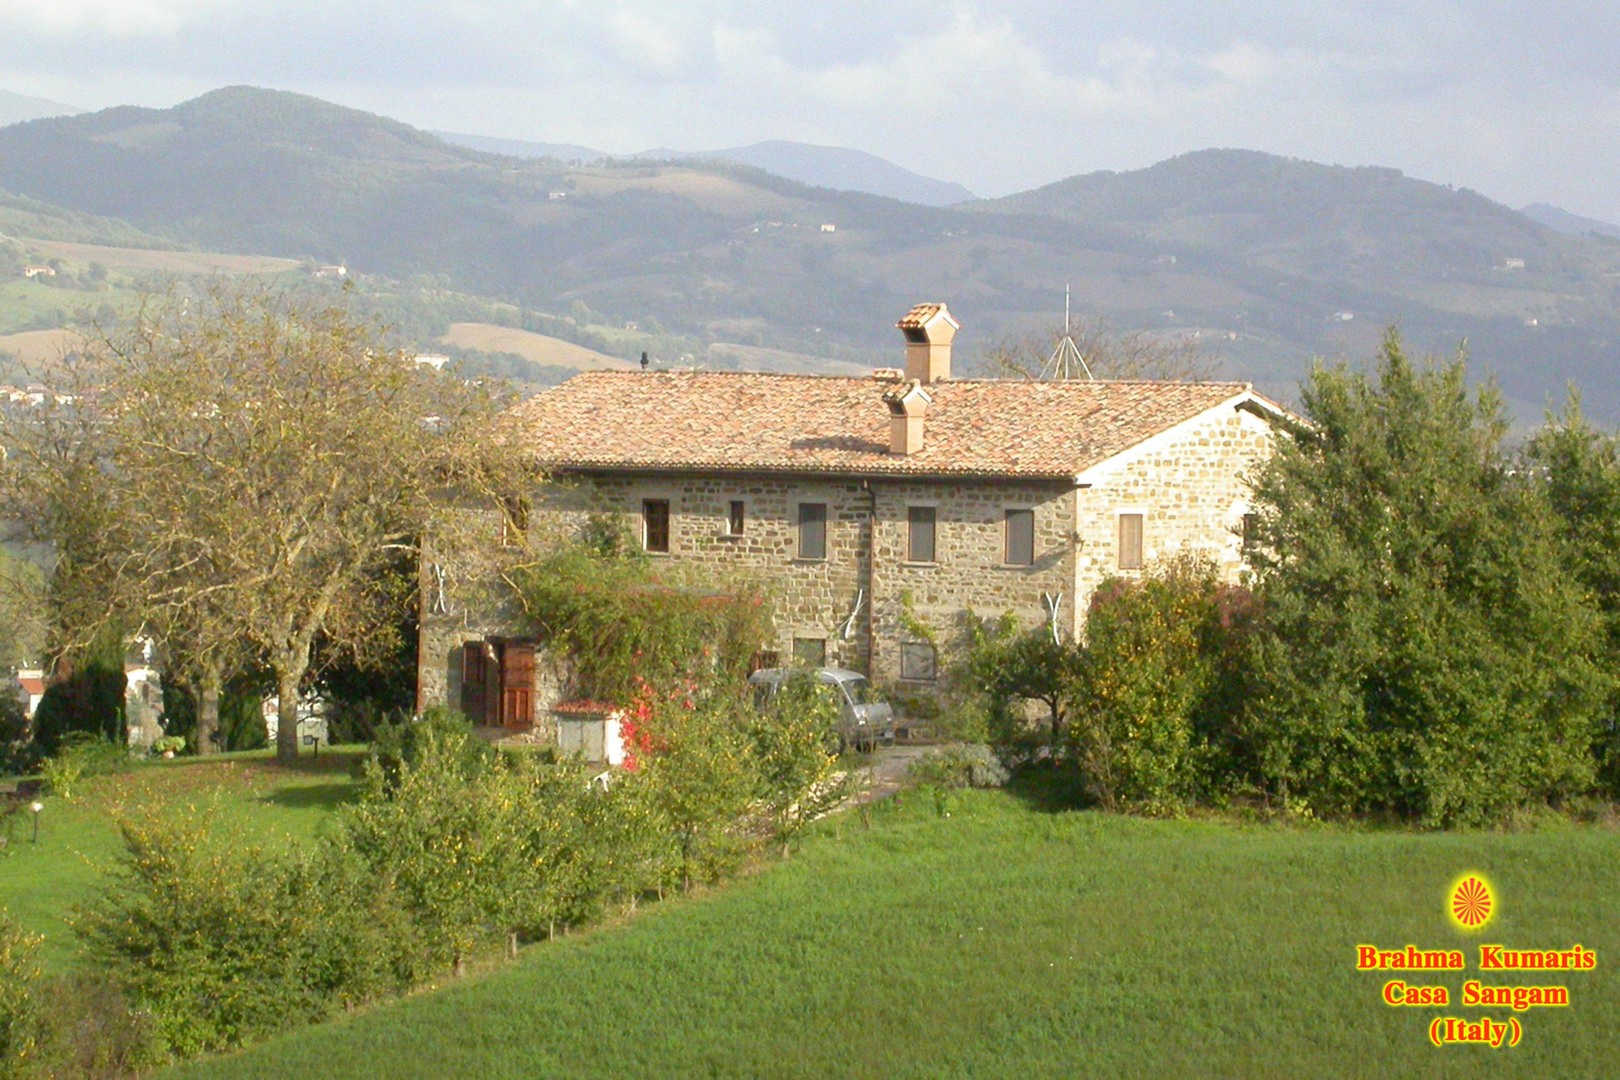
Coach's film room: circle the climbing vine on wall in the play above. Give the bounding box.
[503,540,773,706]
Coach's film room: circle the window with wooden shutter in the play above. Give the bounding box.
[907,505,936,563]
[643,498,670,553]
[728,499,746,536]
[1004,508,1034,566]
[1118,513,1144,570]
[797,502,827,560]
[459,640,489,726]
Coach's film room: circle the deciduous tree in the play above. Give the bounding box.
[975,314,1213,381]
[1245,332,1607,824]
[2,287,502,762]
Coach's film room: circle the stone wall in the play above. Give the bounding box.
[866,478,1075,690]
[1071,401,1275,615]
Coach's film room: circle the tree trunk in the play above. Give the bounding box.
[275,665,303,764]
[196,661,223,755]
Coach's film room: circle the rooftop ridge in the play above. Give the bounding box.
[564,368,1250,389]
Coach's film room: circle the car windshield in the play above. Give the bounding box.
[842,677,876,704]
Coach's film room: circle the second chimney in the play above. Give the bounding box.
[884,379,932,456]
[896,302,959,384]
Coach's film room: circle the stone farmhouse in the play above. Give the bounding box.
[417,302,1286,732]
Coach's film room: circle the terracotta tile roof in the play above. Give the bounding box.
[498,371,1264,480]
[897,302,952,330]
[551,699,622,715]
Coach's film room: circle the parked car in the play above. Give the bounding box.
[747,667,896,752]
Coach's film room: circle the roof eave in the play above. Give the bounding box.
[545,461,1077,483]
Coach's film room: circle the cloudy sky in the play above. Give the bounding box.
[3,0,1618,219]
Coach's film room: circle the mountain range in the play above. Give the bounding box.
[432,132,977,207]
[2,86,1619,421]
[0,89,81,127]
[1520,202,1620,242]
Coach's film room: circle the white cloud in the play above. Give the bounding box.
[0,0,225,36]
[605,7,688,76]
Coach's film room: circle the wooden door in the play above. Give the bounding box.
[497,641,535,729]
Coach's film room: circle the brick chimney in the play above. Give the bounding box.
[883,379,932,456]
[896,302,959,384]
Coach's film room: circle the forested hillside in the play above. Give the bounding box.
[3,87,1619,417]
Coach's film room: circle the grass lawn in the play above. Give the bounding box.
[169,781,1620,1079]
[0,749,362,972]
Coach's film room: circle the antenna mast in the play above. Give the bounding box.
[1040,283,1093,380]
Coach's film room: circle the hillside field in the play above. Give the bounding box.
[20,238,299,275]
[437,321,630,371]
[148,779,1620,1079]
[0,327,85,368]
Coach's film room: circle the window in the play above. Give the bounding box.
[1004,508,1034,566]
[1118,512,1144,570]
[727,499,746,537]
[792,636,826,668]
[907,505,936,563]
[797,502,827,559]
[900,641,937,681]
[1240,512,1259,555]
[642,498,670,553]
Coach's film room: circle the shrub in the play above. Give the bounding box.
[748,675,846,855]
[0,911,46,1079]
[1065,556,1228,815]
[343,722,663,961]
[956,612,1080,759]
[39,732,130,799]
[0,694,36,777]
[151,735,186,757]
[363,706,493,793]
[341,720,510,974]
[31,973,162,1080]
[907,745,1011,792]
[29,643,126,756]
[77,820,407,1056]
[637,692,759,890]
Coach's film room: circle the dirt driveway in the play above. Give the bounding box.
[845,743,939,804]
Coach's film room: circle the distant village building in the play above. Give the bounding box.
[0,384,71,407]
[419,301,1288,736]
[312,264,348,279]
[413,353,451,370]
[1500,257,1526,271]
[11,668,45,719]
[21,266,55,279]
[548,191,568,201]
[820,223,837,233]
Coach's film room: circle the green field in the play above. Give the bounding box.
[143,779,1618,1079]
[0,750,360,972]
